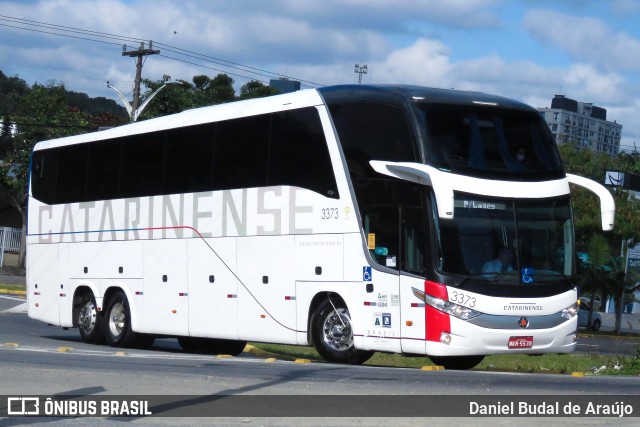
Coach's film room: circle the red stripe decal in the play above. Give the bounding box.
[424,280,451,342]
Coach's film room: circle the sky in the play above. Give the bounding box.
[1,0,639,150]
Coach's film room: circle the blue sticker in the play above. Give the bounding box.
[363,266,372,282]
[521,267,534,284]
[382,313,391,328]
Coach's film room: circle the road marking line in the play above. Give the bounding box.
[0,294,26,302]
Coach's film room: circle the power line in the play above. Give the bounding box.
[0,14,142,44]
[0,22,124,47]
[0,14,325,88]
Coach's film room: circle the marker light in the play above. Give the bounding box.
[440,332,452,345]
[412,286,482,320]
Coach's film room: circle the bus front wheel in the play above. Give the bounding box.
[312,298,373,365]
[104,290,137,347]
[428,355,484,370]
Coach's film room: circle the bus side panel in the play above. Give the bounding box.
[237,235,297,343]
[68,241,143,279]
[27,243,61,326]
[294,234,344,282]
[58,243,73,327]
[343,233,368,282]
[188,237,238,340]
[139,239,189,336]
[360,271,401,353]
[400,275,427,354]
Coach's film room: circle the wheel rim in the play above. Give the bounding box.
[78,300,96,335]
[322,307,353,352]
[108,301,125,338]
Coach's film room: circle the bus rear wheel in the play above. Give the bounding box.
[312,298,373,365]
[104,290,137,348]
[77,294,104,344]
[428,355,485,370]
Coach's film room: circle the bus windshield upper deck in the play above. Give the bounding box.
[416,103,565,181]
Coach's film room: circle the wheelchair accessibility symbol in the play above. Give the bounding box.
[363,266,372,282]
[521,268,534,284]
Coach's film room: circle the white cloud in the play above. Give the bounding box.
[372,38,453,86]
[523,9,640,72]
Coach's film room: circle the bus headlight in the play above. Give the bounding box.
[412,287,482,320]
[561,303,578,320]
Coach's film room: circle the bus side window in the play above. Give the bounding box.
[363,207,400,270]
[269,108,338,198]
[120,132,164,199]
[164,124,214,194]
[55,143,88,204]
[86,139,121,202]
[31,150,58,204]
[213,114,270,191]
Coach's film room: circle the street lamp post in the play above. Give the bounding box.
[107,81,179,122]
[354,63,368,84]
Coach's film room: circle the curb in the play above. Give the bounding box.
[0,288,26,296]
[243,344,299,362]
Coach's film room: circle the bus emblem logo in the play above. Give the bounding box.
[518,317,529,329]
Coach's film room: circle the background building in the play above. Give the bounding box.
[538,95,622,155]
[269,78,300,94]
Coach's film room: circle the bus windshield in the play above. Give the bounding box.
[416,103,564,181]
[435,194,574,285]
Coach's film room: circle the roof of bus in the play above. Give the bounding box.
[33,87,325,150]
[318,84,534,111]
[34,84,535,151]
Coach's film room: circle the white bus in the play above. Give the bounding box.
[27,85,614,369]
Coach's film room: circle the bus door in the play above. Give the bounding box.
[398,207,430,355]
[361,206,402,353]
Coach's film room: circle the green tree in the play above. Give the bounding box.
[0,83,90,267]
[192,74,235,107]
[138,75,193,120]
[238,80,279,100]
[560,142,640,333]
[138,73,239,120]
[579,235,609,330]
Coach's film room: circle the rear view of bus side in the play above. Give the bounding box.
[27,85,614,369]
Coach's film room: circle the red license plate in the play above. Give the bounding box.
[508,336,533,349]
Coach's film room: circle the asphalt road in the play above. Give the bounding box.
[1,294,639,426]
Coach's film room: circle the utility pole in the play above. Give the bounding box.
[122,41,160,120]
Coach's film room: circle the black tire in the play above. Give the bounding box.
[592,319,601,332]
[178,337,246,356]
[428,355,485,370]
[104,290,137,347]
[178,337,200,353]
[213,339,247,356]
[77,293,104,344]
[311,298,373,364]
[135,334,156,349]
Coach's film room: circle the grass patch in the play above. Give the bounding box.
[252,341,640,375]
[0,283,26,292]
